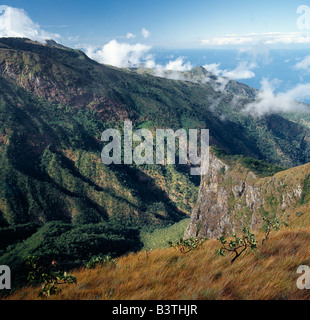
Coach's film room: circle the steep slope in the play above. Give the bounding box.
[1,38,310,167]
[186,148,310,239]
[5,225,310,300]
[0,73,196,227]
[0,37,310,228]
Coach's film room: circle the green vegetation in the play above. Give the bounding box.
[25,255,77,298]
[216,228,257,264]
[239,157,286,178]
[169,237,207,254]
[212,146,286,178]
[0,221,142,288]
[0,38,310,291]
[301,174,310,204]
[85,254,117,269]
[140,218,190,250]
[0,223,40,251]
[261,214,290,245]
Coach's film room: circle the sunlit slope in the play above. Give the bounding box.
[6,218,310,300]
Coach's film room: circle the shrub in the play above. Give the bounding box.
[261,215,289,245]
[169,237,207,254]
[25,256,77,298]
[216,228,257,264]
[85,254,117,269]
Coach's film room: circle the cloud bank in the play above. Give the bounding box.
[164,57,193,72]
[203,61,256,80]
[222,61,256,80]
[244,78,310,116]
[85,39,193,74]
[202,32,310,46]
[0,5,59,42]
[85,40,152,68]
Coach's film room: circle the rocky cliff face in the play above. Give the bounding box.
[185,150,310,239]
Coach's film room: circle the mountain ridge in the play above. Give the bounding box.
[1,37,310,228]
[0,37,310,291]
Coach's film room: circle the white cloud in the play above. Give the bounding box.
[85,39,152,68]
[84,39,196,76]
[203,46,273,81]
[202,32,310,46]
[214,77,230,93]
[203,63,222,76]
[295,55,310,73]
[203,60,256,80]
[165,57,193,72]
[222,61,256,80]
[141,28,151,39]
[151,57,194,80]
[0,5,59,42]
[244,78,310,116]
[126,33,136,39]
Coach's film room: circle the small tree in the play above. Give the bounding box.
[262,215,289,245]
[169,237,207,254]
[85,254,117,269]
[216,227,257,264]
[25,256,77,298]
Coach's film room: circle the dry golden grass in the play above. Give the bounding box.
[5,211,310,301]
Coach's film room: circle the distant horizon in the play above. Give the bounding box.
[1,2,310,104]
[1,1,310,49]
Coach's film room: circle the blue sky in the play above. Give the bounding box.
[0,0,309,48]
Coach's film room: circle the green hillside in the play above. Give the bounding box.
[1,38,310,289]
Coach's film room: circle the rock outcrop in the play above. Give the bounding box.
[185,150,310,239]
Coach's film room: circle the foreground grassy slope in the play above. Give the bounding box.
[5,208,310,300]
